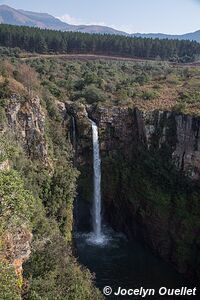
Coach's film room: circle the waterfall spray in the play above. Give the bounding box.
[88,119,105,245]
[91,120,102,237]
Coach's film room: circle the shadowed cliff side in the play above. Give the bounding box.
[68,103,200,282]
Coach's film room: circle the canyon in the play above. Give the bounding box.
[67,103,200,282]
[1,13,200,297]
[1,81,200,297]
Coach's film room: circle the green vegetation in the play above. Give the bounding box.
[101,118,200,278]
[0,261,21,300]
[23,57,200,115]
[0,164,102,300]
[29,58,172,105]
[0,169,36,228]
[0,24,200,61]
[24,227,103,300]
[1,45,200,298]
[0,57,103,299]
[0,166,37,299]
[0,46,21,58]
[2,53,200,116]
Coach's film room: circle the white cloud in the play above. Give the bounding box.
[58,14,82,25]
[58,14,110,27]
[57,14,134,33]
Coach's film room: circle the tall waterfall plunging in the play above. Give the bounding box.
[91,121,102,237]
[75,118,190,296]
[87,119,106,245]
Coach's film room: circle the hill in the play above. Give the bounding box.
[132,31,200,43]
[1,5,200,41]
[0,5,127,35]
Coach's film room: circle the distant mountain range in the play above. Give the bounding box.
[0,5,126,35]
[132,32,200,43]
[0,4,200,42]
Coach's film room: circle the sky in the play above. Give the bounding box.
[1,0,200,34]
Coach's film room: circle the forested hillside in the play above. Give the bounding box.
[0,24,200,62]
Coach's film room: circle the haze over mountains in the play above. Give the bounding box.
[0,4,200,42]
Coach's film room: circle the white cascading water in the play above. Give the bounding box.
[88,119,105,245]
[92,121,102,237]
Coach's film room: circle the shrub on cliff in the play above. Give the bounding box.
[0,261,21,300]
[24,231,103,300]
[0,79,11,99]
[84,85,105,104]
[0,170,36,229]
[0,167,38,299]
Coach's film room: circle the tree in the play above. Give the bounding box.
[84,85,105,104]
[18,64,39,96]
[0,24,200,61]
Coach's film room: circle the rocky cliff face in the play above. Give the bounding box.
[89,107,200,180]
[0,94,50,291]
[3,226,32,278]
[5,95,49,164]
[66,103,93,204]
[68,104,200,281]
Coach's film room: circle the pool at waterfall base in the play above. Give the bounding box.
[75,225,195,300]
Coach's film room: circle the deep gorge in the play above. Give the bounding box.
[67,103,200,283]
[1,56,200,299]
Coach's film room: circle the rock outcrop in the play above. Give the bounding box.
[0,159,10,171]
[0,159,32,289]
[88,107,200,180]
[3,226,32,278]
[5,94,49,164]
[0,94,49,292]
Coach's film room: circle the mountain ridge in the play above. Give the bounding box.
[131,31,200,42]
[0,4,200,42]
[0,4,127,35]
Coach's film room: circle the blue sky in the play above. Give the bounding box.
[1,0,200,34]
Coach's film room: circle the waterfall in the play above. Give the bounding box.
[91,120,102,237]
[88,119,105,245]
